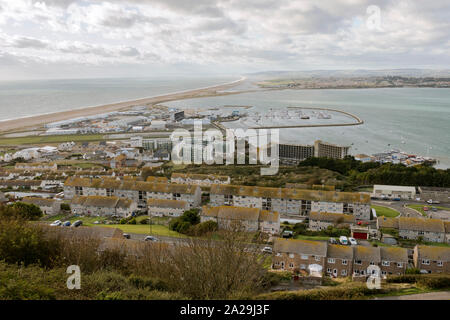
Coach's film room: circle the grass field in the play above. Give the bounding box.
[294,235,330,241]
[0,134,106,146]
[372,205,400,218]
[42,214,186,238]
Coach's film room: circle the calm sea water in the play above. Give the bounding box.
[0,76,238,121]
[165,86,450,168]
[0,77,448,168]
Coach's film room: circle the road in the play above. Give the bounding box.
[374,291,450,300]
[372,199,450,218]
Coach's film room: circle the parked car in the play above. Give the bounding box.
[123,233,131,239]
[427,199,440,204]
[93,221,100,224]
[62,221,71,227]
[282,230,294,238]
[50,220,62,227]
[348,237,358,245]
[339,236,348,245]
[328,237,338,244]
[432,207,438,212]
[392,198,401,201]
[144,236,159,242]
[71,220,83,227]
[261,246,272,254]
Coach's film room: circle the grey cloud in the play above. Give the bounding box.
[11,37,49,49]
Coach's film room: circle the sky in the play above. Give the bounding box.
[0,0,449,80]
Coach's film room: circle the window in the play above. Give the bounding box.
[342,259,348,265]
[327,268,332,273]
[382,261,390,266]
[397,262,403,268]
[328,258,335,264]
[437,261,443,267]
[315,256,321,261]
[382,271,387,275]
[369,262,375,265]
[341,270,347,276]
[289,253,294,258]
[360,270,365,275]
[75,186,83,196]
[354,270,360,275]
[422,259,430,265]
[289,263,294,268]
[354,260,362,265]
[300,264,306,270]
[301,255,308,260]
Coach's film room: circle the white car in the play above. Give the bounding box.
[339,236,348,245]
[50,220,62,226]
[144,236,159,242]
[261,246,272,254]
[348,237,358,245]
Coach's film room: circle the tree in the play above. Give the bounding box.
[8,202,42,220]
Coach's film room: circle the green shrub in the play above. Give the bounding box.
[60,203,71,211]
[187,221,218,236]
[128,218,137,225]
[6,202,42,220]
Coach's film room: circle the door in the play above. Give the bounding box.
[280,262,285,270]
[333,269,338,277]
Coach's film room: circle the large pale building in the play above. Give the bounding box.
[314,140,350,159]
[209,184,371,220]
[278,144,314,164]
[372,185,416,200]
[64,177,202,209]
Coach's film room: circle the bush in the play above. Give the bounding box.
[169,209,201,234]
[140,218,148,225]
[127,218,136,225]
[6,202,42,220]
[187,221,218,236]
[119,219,127,225]
[60,203,71,211]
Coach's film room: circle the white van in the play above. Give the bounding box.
[339,236,348,245]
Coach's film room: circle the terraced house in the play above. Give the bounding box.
[272,238,409,279]
[272,238,328,273]
[71,195,136,217]
[308,211,356,231]
[201,206,280,234]
[22,197,61,215]
[413,245,450,274]
[171,173,230,186]
[209,184,371,220]
[147,198,189,217]
[64,177,201,209]
[398,217,446,243]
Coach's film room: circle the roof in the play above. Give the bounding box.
[201,206,279,223]
[64,177,199,195]
[380,247,408,262]
[309,212,355,224]
[273,238,327,256]
[327,244,353,260]
[0,180,42,186]
[22,197,57,207]
[147,198,188,209]
[416,245,450,261]
[210,184,370,204]
[83,196,120,208]
[377,217,399,229]
[373,185,416,193]
[71,196,88,205]
[353,246,381,262]
[171,173,230,182]
[146,176,169,183]
[116,198,134,209]
[398,217,445,233]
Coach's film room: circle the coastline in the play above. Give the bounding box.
[0,76,246,133]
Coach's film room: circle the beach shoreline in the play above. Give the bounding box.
[0,76,246,133]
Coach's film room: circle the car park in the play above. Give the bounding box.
[339,236,348,245]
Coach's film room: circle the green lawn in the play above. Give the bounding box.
[294,235,330,241]
[42,214,186,238]
[372,205,400,218]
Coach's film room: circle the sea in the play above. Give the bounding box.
[0,77,449,168]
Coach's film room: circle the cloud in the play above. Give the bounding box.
[0,0,448,79]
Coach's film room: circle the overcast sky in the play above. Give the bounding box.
[0,0,449,80]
